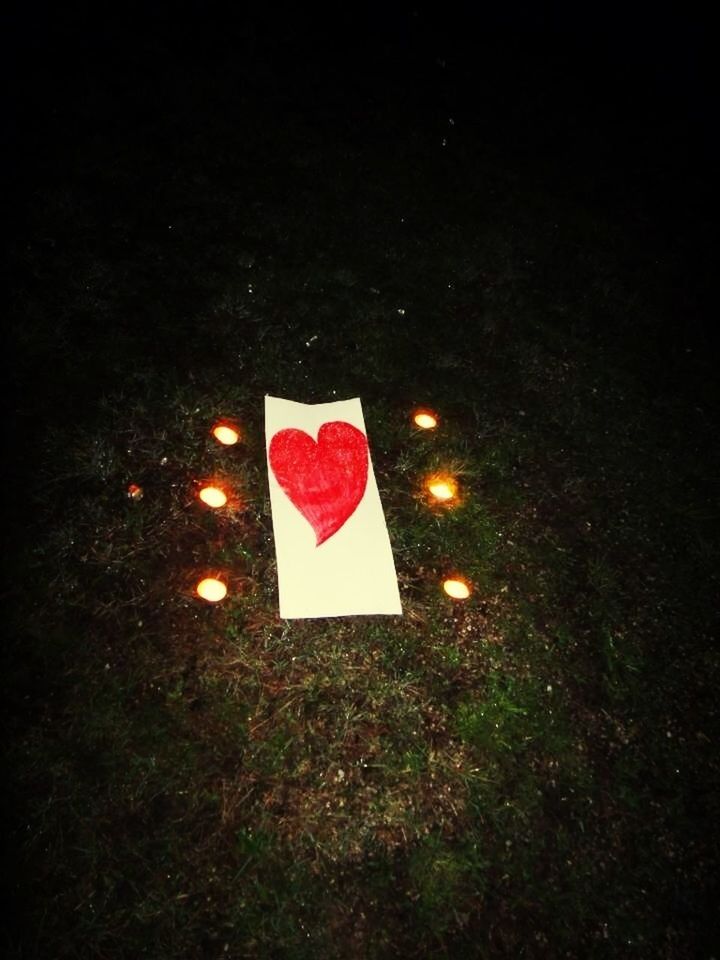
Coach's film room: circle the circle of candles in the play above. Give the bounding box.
[199,486,228,508]
[196,578,227,602]
[413,411,438,430]
[212,424,239,445]
[443,578,471,600]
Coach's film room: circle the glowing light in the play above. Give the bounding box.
[212,424,239,445]
[413,411,438,430]
[127,483,143,500]
[196,578,227,602]
[443,578,471,600]
[427,476,457,501]
[199,486,227,508]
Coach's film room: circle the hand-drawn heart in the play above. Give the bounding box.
[269,421,369,546]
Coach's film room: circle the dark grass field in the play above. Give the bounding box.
[4,5,718,958]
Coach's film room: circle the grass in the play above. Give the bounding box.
[5,28,718,960]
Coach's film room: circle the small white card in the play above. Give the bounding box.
[265,395,402,619]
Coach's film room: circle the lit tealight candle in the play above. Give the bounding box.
[413,411,438,430]
[427,477,457,501]
[199,486,228,508]
[443,578,471,600]
[212,423,239,445]
[196,578,227,602]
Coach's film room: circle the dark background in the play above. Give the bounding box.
[5,3,713,193]
[4,1,716,489]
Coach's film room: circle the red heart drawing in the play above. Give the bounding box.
[269,421,369,546]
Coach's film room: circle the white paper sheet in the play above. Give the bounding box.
[265,395,402,619]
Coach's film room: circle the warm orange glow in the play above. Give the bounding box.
[199,486,228,508]
[127,483,143,500]
[212,424,239,445]
[443,578,471,600]
[196,578,227,602]
[428,477,457,501]
[414,411,438,429]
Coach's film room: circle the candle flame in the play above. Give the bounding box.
[428,477,457,501]
[413,411,438,429]
[443,578,471,600]
[196,578,227,602]
[199,486,228,508]
[212,424,239,445]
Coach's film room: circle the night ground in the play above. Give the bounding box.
[4,3,718,958]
